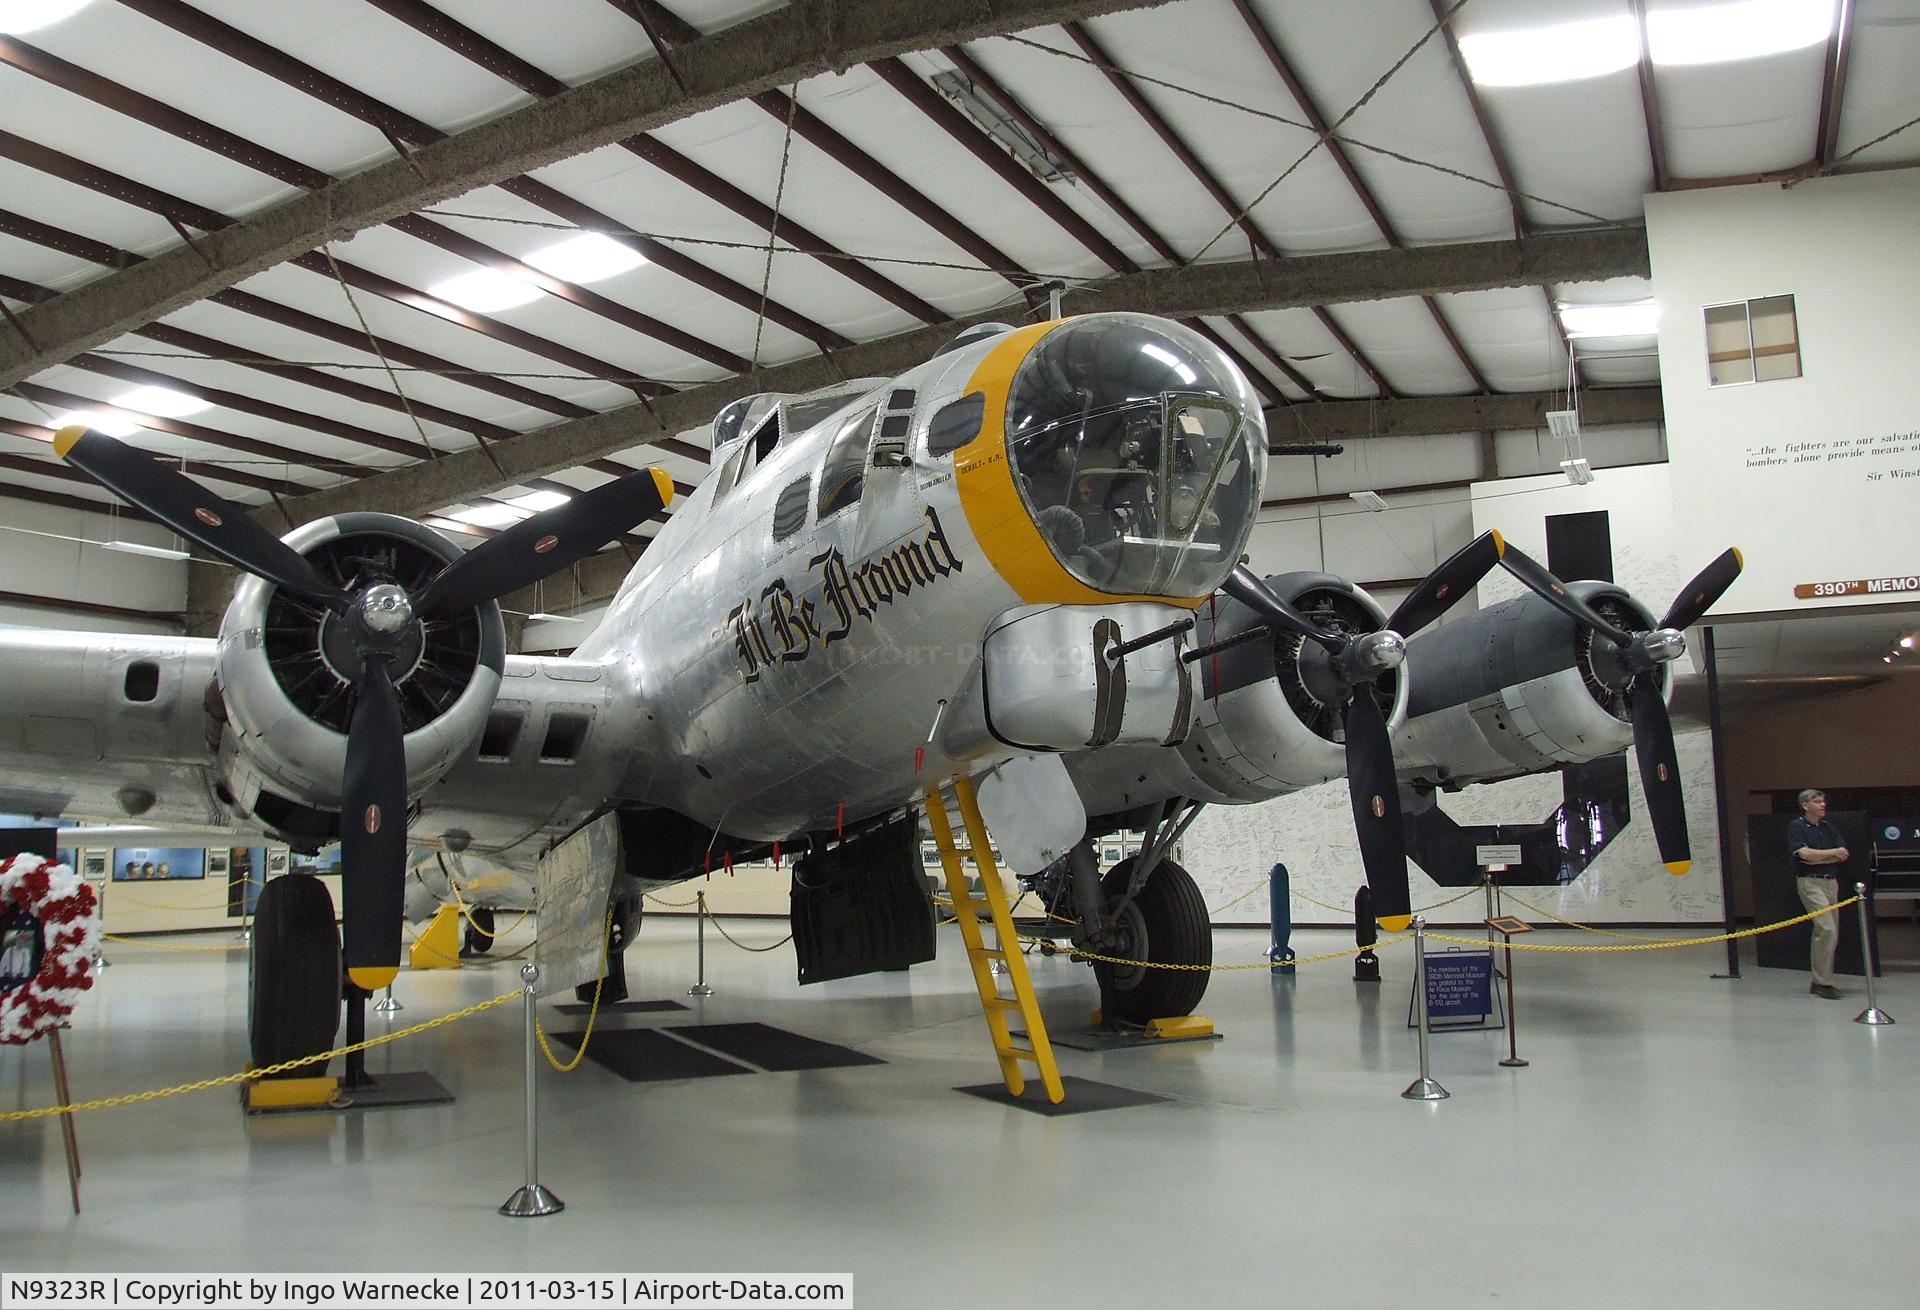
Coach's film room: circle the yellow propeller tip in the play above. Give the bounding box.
[648,466,674,506]
[348,965,399,991]
[1378,913,1413,933]
[52,424,87,459]
[1730,546,1744,570]
[1664,860,1692,877]
[1490,528,1505,558]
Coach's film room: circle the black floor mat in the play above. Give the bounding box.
[551,998,688,1016]
[668,1022,884,1072]
[541,1028,752,1082]
[955,1075,1171,1116]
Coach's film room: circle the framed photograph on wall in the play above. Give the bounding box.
[81,850,109,881]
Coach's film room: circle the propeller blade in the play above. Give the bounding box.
[1628,681,1691,876]
[1222,564,1344,652]
[1342,684,1412,930]
[416,467,674,617]
[1661,547,1744,632]
[55,426,348,610]
[1498,545,1635,646]
[1386,530,1505,638]
[340,656,409,989]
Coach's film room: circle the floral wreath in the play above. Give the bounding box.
[0,853,100,1045]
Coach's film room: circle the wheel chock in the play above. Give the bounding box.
[244,1074,339,1112]
[1146,1015,1214,1040]
[410,903,462,970]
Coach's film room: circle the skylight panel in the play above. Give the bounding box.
[525,234,647,283]
[1458,14,1641,87]
[1646,0,1835,67]
[429,269,542,313]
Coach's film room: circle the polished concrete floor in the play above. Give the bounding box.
[4,914,1918,1308]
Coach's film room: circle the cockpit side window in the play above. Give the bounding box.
[710,443,750,507]
[817,405,877,519]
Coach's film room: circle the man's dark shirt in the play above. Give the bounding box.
[1788,817,1846,875]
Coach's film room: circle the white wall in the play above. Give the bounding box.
[1649,170,1920,616]
[0,495,189,635]
[1187,460,1725,926]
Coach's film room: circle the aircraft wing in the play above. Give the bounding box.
[0,628,228,826]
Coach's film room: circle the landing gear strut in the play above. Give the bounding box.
[1065,800,1214,1025]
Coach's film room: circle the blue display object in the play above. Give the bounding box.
[1408,947,1503,1032]
[1268,863,1294,973]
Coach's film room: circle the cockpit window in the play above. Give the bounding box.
[817,405,876,519]
[1005,316,1261,597]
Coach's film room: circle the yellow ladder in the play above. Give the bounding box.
[924,776,1065,1104]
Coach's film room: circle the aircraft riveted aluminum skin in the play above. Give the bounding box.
[571,314,1270,843]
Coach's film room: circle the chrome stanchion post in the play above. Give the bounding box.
[688,890,714,997]
[499,961,564,1217]
[374,984,402,1014]
[1402,916,1450,1101]
[1853,882,1895,1026]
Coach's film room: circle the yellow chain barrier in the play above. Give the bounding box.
[706,914,795,954]
[0,990,518,1123]
[101,933,243,953]
[1290,884,1482,917]
[1015,929,1411,972]
[1496,890,1657,939]
[532,912,613,1074]
[96,886,241,911]
[1427,896,1858,953]
[644,892,700,908]
[445,874,537,942]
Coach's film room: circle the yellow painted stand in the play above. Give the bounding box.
[409,903,462,970]
[925,777,1065,1104]
[244,1074,339,1111]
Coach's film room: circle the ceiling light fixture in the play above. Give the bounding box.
[526,611,583,624]
[429,268,542,312]
[930,69,1075,183]
[525,233,647,283]
[510,489,571,512]
[1903,636,1917,649]
[54,410,141,438]
[0,0,94,36]
[109,385,210,418]
[449,502,528,528]
[1457,14,1641,87]
[1349,490,1389,512]
[1557,300,1662,338]
[101,540,191,561]
[1647,0,1835,67]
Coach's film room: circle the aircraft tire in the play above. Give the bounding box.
[248,873,342,1078]
[1098,857,1211,1023]
[463,905,496,956]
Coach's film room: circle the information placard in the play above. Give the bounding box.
[1409,947,1502,1032]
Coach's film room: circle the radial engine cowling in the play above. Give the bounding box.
[215,514,504,827]
[1395,581,1665,788]
[1176,572,1409,802]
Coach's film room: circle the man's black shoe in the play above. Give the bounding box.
[1811,983,1845,999]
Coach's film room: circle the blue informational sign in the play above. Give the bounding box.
[1410,948,1502,1031]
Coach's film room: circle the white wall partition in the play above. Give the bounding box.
[1648,170,1920,617]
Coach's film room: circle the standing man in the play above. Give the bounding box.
[1788,788,1848,999]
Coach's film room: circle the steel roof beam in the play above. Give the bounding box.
[1230,1,1489,393]
[272,230,1648,524]
[1629,1,1671,193]
[1062,19,1394,396]
[938,42,1324,401]
[1815,0,1856,169]
[0,0,1175,385]
[1424,0,1581,385]
[362,0,946,328]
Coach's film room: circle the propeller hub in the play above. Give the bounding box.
[1347,630,1407,678]
[1639,628,1687,665]
[360,583,414,635]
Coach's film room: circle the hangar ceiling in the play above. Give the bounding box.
[0,0,1912,627]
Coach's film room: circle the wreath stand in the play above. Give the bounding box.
[43,1029,81,1214]
[2,852,101,1216]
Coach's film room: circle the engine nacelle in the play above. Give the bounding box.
[1396,581,1665,788]
[214,514,504,831]
[1176,572,1409,802]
